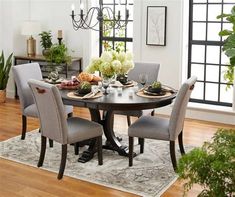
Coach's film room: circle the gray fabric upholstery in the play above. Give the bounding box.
[128,62,160,84]
[128,116,170,140]
[12,63,42,114]
[115,62,160,117]
[28,79,103,145]
[128,76,197,141]
[12,63,73,117]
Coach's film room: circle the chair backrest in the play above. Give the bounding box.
[28,79,68,144]
[12,63,42,112]
[169,76,197,141]
[128,62,160,84]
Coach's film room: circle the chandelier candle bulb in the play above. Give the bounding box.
[71,4,75,15]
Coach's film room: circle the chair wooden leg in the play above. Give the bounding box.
[21,115,27,140]
[178,131,185,155]
[139,138,144,153]
[68,112,73,118]
[38,136,47,167]
[97,136,103,165]
[57,144,67,180]
[74,142,79,155]
[129,136,134,166]
[127,115,131,126]
[170,141,177,171]
[49,139,53,148]
[151,110,155,116]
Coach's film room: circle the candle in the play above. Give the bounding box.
[71,4,75,15]
[58,30,63,39]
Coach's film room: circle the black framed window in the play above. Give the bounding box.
[100,0,133,55]
[188,0,234,107]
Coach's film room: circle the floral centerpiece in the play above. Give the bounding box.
[86,50,134,80]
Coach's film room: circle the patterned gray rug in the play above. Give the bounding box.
[0,130,187,197]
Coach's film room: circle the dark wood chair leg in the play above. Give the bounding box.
[139,138,144,153]
[38,136,47,167]
[57,144,67,180]
[178,131,185,155]
[74,142,79,155]
[127,115,131,127]
[49,139,53,148]
[97,136,103,165]
[129,136,134,166]
[68,112,73,118]
[151,110,155,116]
[21,115,27,140]
[170,141,177,171]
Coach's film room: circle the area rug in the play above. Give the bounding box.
[0,130,189,197]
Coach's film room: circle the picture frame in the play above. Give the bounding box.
[146,6,167,46]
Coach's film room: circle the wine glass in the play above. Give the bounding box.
[139,74,148,87]
[102,77,112,95]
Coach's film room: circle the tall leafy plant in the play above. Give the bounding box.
[217,6,235,89]
[0,51,13,90]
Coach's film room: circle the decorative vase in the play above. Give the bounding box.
[42,48,50,56]
[116,74,128,85]
[0,89,6,103]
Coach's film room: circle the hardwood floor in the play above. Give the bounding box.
[1,99,234,197]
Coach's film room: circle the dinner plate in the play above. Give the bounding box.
[143,89,167,96]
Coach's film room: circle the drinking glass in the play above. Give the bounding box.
[102,77,112,95]
[139,74,148,87]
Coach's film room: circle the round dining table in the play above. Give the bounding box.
[60,85,177,163]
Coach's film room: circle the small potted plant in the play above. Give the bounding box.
[177,128,235,197]
[0,51,13,103]
[148,81,162,93]
[39,31,53,56]
[76,81,91,95]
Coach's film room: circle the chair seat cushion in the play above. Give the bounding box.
[67,117,103,144]
[128,116,170,141]
[23,104,38,117]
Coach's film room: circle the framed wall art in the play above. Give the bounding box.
[146,6,167,46]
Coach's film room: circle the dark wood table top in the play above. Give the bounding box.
[61,85,177,111]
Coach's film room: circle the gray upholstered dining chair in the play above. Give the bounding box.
[128,76,197,171]
[115,62,160,126]
[28,79,103,179]
[12,63,73,140]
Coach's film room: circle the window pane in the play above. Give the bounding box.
[193,23,206,40]
[206,46,220,64]
[126,42,133,52]
[221,51,230,65]
[193,5,207,21]
[114,42,125,52]
[192,45,205,63]
[208,0,222,2]
[103,41,113,51]
[205,83,218,101]
[191,64,204,81]
[103,0,114,4]
[207,23,221,41]
[220,84,233,103]
[206,65,219,82]
[208,5,222,21]
[220,66,230,83]
[191,82,204,100]
[127,22,133,38]
[193,0,207,2]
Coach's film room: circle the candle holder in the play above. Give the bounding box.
[58,38,63,45]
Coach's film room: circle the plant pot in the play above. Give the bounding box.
[42,48,50,56]
[0,89,6,103]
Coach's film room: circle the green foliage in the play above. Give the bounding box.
[177,129,235,197]
[80,81,91,90]
[0,51,13,90]
[217,6,235,89]
[39,31,52,49]
[45,44,71,71]
[102,15,125,52]
[151,81,162,89]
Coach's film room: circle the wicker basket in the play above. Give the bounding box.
[0,89,6,103]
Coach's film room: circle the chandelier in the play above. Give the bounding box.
[70,0,129,31]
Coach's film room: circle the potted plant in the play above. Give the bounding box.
[177,128,235,197]
[39,31,53,56]
[217,6,235,89]
[0,51,13,103]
